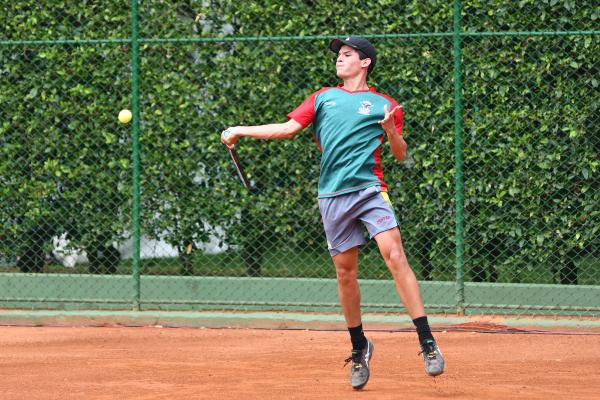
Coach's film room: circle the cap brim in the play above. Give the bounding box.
[329,39,357,53]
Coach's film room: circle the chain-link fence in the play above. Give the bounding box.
[1,1,598,316]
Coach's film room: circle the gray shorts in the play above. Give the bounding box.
[318,185,398,256]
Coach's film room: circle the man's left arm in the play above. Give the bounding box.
[379,104,406,161]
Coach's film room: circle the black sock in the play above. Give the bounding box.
[348,324,367,351]
[412,316,435,345]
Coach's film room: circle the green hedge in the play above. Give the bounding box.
[1,1,598,283]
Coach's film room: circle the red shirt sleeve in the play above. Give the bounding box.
[287,92,317,128]
[287,88,333,128]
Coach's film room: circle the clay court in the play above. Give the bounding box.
[2,323,599,399]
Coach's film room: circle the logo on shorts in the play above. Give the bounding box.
[358,101,373,115]
[376,215,392,225]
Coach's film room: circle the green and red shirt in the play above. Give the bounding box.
[288,86,403,198]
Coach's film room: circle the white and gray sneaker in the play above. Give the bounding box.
[344,340,374,390]
[419,339,445,376]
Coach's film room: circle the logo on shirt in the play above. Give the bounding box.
[376,215,392,225]
[324,101,336,107]
[358,101,373,115]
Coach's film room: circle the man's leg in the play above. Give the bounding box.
[332,246,374,390]
[332,246,361,327]
[373,228,425,318]
[374,227,445,376]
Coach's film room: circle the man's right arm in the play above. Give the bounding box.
[222,89,320,147]
[221,119,304,148]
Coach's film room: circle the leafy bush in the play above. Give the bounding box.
[1,1,597,283]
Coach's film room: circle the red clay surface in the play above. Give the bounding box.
[1,325,599,399]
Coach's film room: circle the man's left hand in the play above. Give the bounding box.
[378,104,401,135]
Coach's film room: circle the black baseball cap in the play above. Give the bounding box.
[329,37,376,73]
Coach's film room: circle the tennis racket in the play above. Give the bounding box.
[223,130,254,192]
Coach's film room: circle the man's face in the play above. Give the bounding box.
[335,45,371,79]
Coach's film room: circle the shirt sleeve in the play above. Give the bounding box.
[287,92,318,128]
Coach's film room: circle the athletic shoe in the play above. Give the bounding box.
[344,340,374,390]
[419,339,445,376]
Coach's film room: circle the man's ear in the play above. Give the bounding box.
[361,58,372,69]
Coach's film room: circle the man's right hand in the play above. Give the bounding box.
[221,127,240,148]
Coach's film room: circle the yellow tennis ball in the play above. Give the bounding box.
[118,109,132,124]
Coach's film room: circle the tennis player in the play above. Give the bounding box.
[221,37,444,389]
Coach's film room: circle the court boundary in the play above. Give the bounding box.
[2,309,600,333]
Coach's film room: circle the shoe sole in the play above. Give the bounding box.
[427,368,444,377]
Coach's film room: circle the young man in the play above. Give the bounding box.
[221,37,444,389]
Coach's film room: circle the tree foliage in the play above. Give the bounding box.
[1,1,597,282]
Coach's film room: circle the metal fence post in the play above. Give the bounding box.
[130,0,141,311]
[453,0,465,315]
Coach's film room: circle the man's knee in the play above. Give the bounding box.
[335,262,358,286]
[382,244,402,262]
[384,247,409,271]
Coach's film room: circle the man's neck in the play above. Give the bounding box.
[342,75,369,92]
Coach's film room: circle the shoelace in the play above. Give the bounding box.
[343,351,362,368]
[418,343,437,359]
